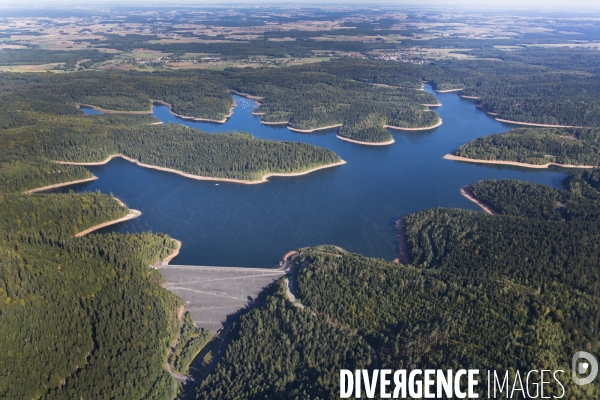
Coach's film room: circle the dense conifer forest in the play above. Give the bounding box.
[454,127,600,166]
[0,192,182,399]
[196,281,373,399]
[0,49,114,68]
[470,179,562,220]
[470,174,600,223]
[0,59,440,144]
[425,48,600,127]
[0,70,232,120]
[0,75,341,189]
[225,60,440,142]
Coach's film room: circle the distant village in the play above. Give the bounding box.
[135,56,221,65]
[375,50,427,64]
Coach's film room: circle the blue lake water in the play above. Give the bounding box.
[78,106,103,115]
[68,85,567,267]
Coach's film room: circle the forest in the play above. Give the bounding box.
[1,113,341,184]
[424,48,600,127]
[0,49,114,69]
[0,70,233,119]
[454,127,600,167]
[226,61,439,142]
[470,170,600,223]
[0,59,440,144]
[195,281,373,399]
[0,73,341,190]
[0,192,182,399]
[292,173,599,398]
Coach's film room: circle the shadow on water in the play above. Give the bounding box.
[67,85,569,267]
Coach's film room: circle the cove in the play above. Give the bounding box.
[65,85,567,268]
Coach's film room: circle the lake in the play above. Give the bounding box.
[65,85,566,267]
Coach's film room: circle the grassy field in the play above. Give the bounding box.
[0,63,65,72]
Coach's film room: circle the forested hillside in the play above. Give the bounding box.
[0,159,92,194]
[469,179,562,220]
[0,49,114,69]
[291,235,599,398]
[0,192,181,399]
[226,60,440,142]
[0,75,341,190]
[1,112,341,184]
[113,125,341,181]
[470,173,600,222]
[196,281,373,399]
[454,127,600,166]
[425,49,600,127]
[290,173,600,397]
[0,192,128,237]
[0,59,441,145]
[0,70,233,120]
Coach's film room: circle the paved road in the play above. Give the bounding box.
[166,360,191,384]
[164,312,193,384]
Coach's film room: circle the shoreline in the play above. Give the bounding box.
[373,83,423,90]
[460,185,498,215]
[282,250,298,261]
[336,135,394,146]
[77,103,152,115]
[55,154,347,184]
[229,90,263,101]
[26,176,98,194]
[79,99,235,124]
[444,153,596,169]
[436,88,463,93]
[162,239,182,265]
[460,95,479,100]
[74,208,141,237]
[477,107,500,117]
[152,99,234,124]
[385,118,443,131]
[493,118,585,128]
[261,120,289,125]
[288,124,343,133]
[111,196,127,208]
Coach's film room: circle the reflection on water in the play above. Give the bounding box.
[66,86,567,267]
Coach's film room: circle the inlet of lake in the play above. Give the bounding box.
[65,85,567,267]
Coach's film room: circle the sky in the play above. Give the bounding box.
[0,0,599,10]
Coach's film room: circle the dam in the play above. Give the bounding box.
[157,264,286,331]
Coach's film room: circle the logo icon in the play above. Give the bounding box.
[572,351,598,385]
